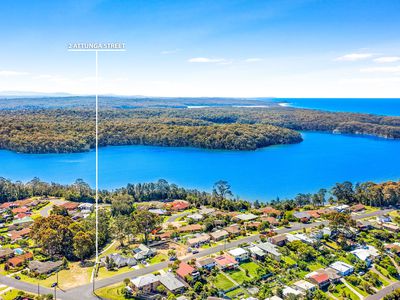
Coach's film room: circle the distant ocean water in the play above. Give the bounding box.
[274,98,400,116]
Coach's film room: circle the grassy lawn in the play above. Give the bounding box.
[325,240,340,250]
[1,289,36,300]
[99,241,120,258]
[212,273,236,290]
[240,261,260,277]
[226,269,252,284]
[96,283,127,300]
[345,280,370,296]
[97,265,136,280]
[331,283,360,300]
[225,287,249,299]
[149,253,168,264]
[18,262,92,289]
[281,256,297,266]
[308,262,324,271]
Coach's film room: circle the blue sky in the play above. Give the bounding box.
[1,0,400,97]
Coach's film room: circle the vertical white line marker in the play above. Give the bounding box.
[95,50,99,264]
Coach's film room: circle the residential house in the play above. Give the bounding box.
[199,207,215,215]
[248,246,267,261]
[293,280,316,293]
[385,243,400,256]
[28,260,63,275]
[307,272,330,288]
[268,234,287,247]
[7,252,33,268]
[166,200,190,211]
[101,253,137,268]
[78,203,94,211]
[0,248,14,261]
[306,210,321,219]
[382,223,400,233]
[293,212,311,223]
[350,245,380,267]
[285,233,301,243]
[265,296,283,300]
[178,224,203,233]
[256,242,281,261]
[186,213,203,222]
[214,254,238,270]
[61,202,80,211]
[261,216,279,226]
[195,257,216,270]
[228,248,249,262]
[350,204,365,212]
[148,209,167,215]
[259,206,281,216]
[329,261,354,276]
[0,202,18,209]
[176,262,200,281]
[293,233,316,245]
[131,274,160,294]
[11,216,33,228]
[324,267,341,282]
[224,224,241,236]
[187,234,210,247]
[377,215,392,223]
[356,220,373,231]
[159,273,186,294]
[333,205,350,212]
[133,244,156,260]
[8,227,31,242]
[282,286,303,298]
[210,230,229,241]
[234,213,258,222]
[245,221,261,230]
[11,207,30,214]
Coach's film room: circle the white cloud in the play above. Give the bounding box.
[245,58,263,63]
[335,53,374,61]
[188,57,227,63]
[0,70,29,77]
[373,56,400,63]
[360,65,400,73]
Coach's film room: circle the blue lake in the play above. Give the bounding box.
[276,98,400,116]
[1,131,399,201]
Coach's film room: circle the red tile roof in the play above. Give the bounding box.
[310,273,329,284]
[166,200,190,211]
[7,252,33,267]
[9,228,31,241]
[61,202,80,210]
[260,206,281,215]
[11,207,30,214]
[176,262,195,278]
[15,213,30,219]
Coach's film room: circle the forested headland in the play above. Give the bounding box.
[1,102,400,153]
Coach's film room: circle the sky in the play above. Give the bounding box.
[0,0,400,98]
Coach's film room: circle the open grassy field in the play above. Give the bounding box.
[212,273,236,290]
[226,269,252,284]
[240,261,261,277]
[17,262,92,289]
[96,283,126,300]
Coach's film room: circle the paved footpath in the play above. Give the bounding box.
[0,208,395,300]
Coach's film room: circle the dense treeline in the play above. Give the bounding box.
[270,180,400,210]
[0,177,399,209]
[0,109,301,153]
[1,105,400,153]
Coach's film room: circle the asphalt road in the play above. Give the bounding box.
[364,282,400,300]
[0,208,394,300]
[166,211,191,223]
